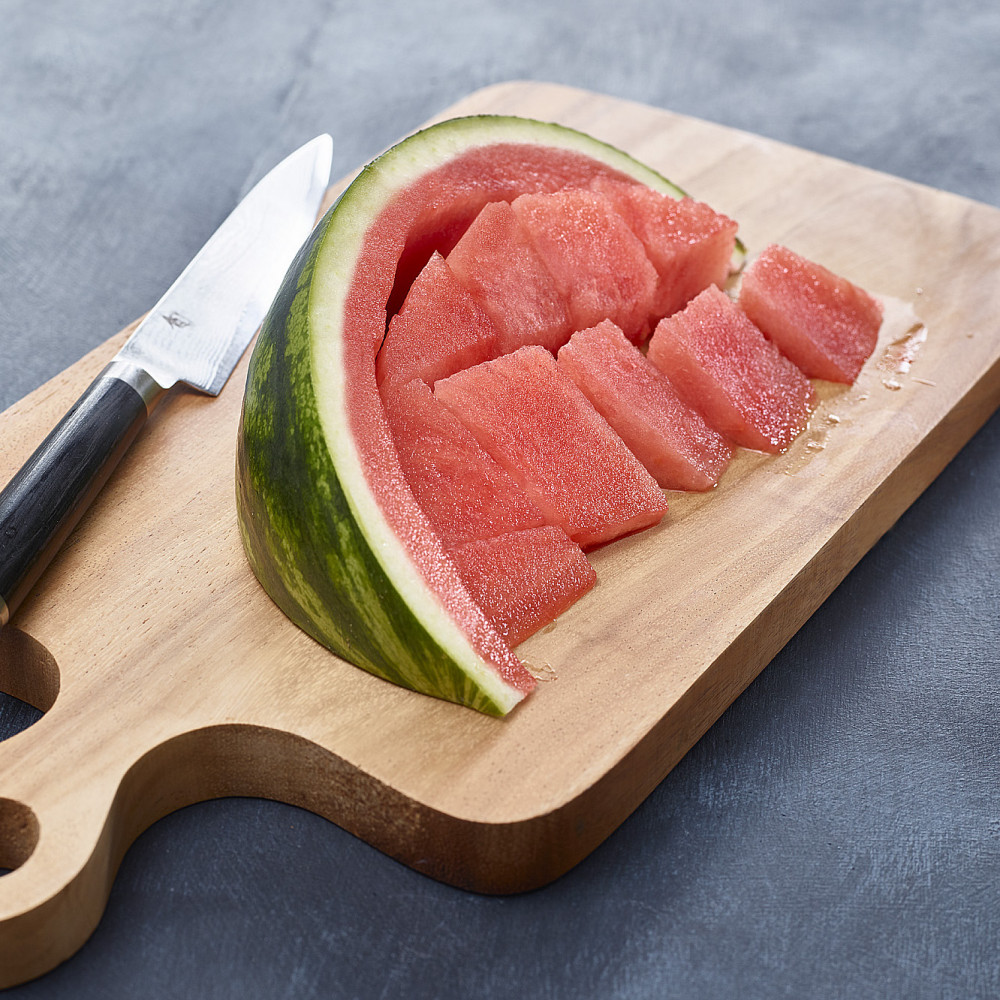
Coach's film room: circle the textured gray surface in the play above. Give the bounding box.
[2,0,999,996]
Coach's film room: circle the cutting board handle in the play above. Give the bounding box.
[0,713,126,986]
[0,624,177,986]
[0,671,375,987]
[0,712,237,984]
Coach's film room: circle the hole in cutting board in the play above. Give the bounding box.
[0,627,60,741]
[0,799,39,875]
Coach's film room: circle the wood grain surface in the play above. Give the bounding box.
[1,80,999,986]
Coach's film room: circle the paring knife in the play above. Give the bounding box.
[0,134,334,627]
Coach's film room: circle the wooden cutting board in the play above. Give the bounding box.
[2,81,999,985]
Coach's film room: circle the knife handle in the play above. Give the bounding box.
[0,362,165,626]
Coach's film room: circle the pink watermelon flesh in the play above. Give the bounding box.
[738,243,883,383]
[557,320,733,491]
[434,345,669,549]
[381,378,547,547]
[647,285,815,453]
[445,200,574,355]
[385,144,642,319]
[449,527,597,646]
[591,177,737,319]
[510,189,657,342]
[376,252,500,387]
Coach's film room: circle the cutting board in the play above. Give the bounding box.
[2,81,1000,986]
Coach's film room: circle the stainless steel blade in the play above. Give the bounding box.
[116,133,333,396]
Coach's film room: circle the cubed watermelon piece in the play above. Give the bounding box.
[738,243,883,383]
[557,320,732,491]
[381,378,547,547]
[449,526,597,646]
[647,285,815,453]
[591,177,737,319]
[376,252,500,387]
[435,346,669,548]
[446,200,574,355]
[510,189,657,342]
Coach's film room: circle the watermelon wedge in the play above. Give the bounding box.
[383,380,592,645]
[376,252,499,388]
[381,377,546,547]
[647,285,815,453]
[446,200,575,355]
[737,243,883,383]
[449,527,597,646]
[557,320,732,491]
[434,346,669,549]
[236,114,687,715]
[590,177,739,317]
[510,189,657,342]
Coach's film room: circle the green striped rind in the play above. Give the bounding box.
[237,114,698,716]
[237,222,517,715]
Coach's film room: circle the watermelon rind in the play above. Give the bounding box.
[236,114,697,715]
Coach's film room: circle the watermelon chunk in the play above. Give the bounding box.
[376,252,499,387]
[738,243,883,383]
[435,346,669,548]
[381,378,546,546]
[449,527,597,646]
[647,285,815,453]
[510,189,657,342]
[591,177,737,318]
[446,200,574,355]
[557,320,732,491]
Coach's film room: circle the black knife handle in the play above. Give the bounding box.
[0,364,164,626]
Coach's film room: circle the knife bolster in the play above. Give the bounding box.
[99,361,167,415]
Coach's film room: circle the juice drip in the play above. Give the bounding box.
[879,321,927,375]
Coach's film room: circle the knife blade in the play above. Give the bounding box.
[0,134,334,627]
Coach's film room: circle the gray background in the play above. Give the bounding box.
[1,0,999,996]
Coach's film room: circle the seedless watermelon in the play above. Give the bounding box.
[510,189,657,342]
[449,527,597,646]
[381,377,546,546]
[590,177,739,317]
[435,346,670,548]
[647,285,815,453]
[236,114,689,715]
[738,243,883,383]
[376,251,499,388]
[557,320,732,490]
[446,199,575,355]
